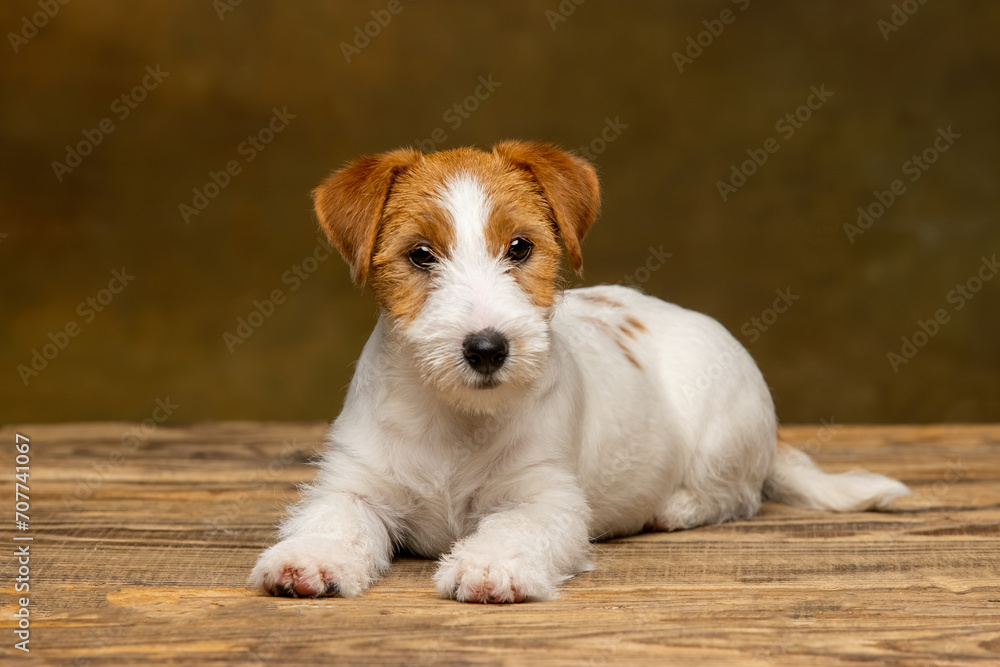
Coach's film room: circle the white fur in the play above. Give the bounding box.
[250,176,909,603]
[401,175,553,413]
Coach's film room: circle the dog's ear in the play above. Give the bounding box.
[313,148,422,286]
[492,140,600,273]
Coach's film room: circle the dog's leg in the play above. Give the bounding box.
[249,490,394,598]
[434,479,592,603]
[647,429,773,531]
[647,485,761,531]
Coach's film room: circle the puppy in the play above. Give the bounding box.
[250,141,909,603]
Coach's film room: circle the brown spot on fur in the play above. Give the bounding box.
[579,293,624,308]
[625,315,647,333]
[619,324,636,340]
[586,314,643,370]
[615,338,642,370]
[584,315,615,334]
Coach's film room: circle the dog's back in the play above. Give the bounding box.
[556,284,907,535]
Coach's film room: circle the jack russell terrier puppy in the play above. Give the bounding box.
[250,141,909,603]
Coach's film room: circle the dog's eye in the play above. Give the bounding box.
[408,245,437,270]
[506,238,533,263]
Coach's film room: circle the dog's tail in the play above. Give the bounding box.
[763,443,910,512]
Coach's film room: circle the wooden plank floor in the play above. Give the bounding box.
[1,423,999,665]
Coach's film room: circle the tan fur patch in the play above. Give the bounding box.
[318,143,599,324]
[585,315,643,370]
[313,148,422,286]
[369,194,456,323]
[579,293,624,308]
[492,141,601,273]
[614,337,642,370]
[624,315,647,333]
[368,147,567,320]
[484,179,562,310]
[582,316,641,369]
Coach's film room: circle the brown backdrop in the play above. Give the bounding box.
[2,0,998,423]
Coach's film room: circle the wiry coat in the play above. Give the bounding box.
[251,142,908,603]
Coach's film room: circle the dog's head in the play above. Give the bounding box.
[314,141,600,413]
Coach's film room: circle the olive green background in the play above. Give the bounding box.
[2,1,998,424]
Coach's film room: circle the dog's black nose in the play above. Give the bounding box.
[462,329,509,375]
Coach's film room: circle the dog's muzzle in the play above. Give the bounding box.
[462,329,509,377]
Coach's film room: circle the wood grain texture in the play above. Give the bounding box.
[1,422,998,665]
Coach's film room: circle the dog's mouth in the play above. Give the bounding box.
[472,376,501,390]
[411,330,549,408]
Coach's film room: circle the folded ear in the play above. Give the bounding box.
[312,147,422,285]
[492,140,600,273]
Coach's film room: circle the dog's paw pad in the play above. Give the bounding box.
[250,537,366,598]
[259,563,339,598]
[435,550,553,603]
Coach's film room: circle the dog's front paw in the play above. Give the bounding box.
[434,546,559,603]
[249,535,370,598]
